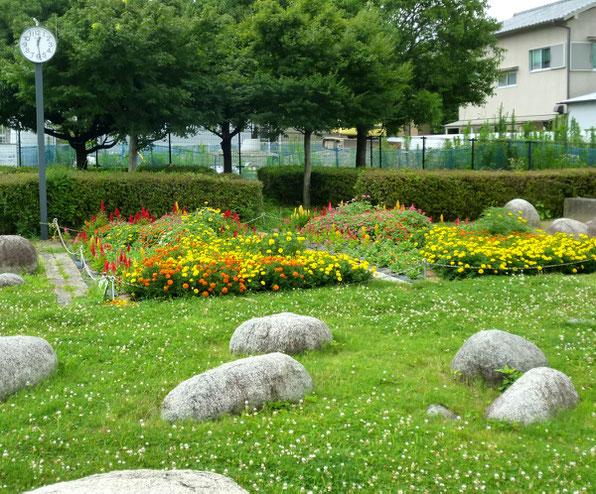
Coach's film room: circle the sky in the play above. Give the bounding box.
[487,0,558,21]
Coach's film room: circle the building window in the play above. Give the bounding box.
[530,48,551,70]
[498,71,517,88]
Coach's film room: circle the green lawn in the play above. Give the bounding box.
[0,270,594,492]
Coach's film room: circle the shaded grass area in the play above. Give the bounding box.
[0,270,594,492]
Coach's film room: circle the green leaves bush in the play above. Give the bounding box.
[355,168,596,221]
[0,170,263,235]
[257,166,362,206]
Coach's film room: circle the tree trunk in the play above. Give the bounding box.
[356,127,368,167]
[128,134,138,172]
[72,142,88,170]
[220,122,233,174]
[303,129,312,209]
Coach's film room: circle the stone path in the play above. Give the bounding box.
[36,242,88,306]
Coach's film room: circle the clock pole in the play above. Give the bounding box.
[35,61,48,240]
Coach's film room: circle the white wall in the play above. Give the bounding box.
[568,102,596,132]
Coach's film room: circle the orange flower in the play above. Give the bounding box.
[221,287,228,294]
[292,271,298,277]
[167,279,173,285]
[163,286,168,291]
[202,291,209,297]
[272,284,279,291]
[182,283,189,289]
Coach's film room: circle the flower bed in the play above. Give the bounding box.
[420,226,596,279]
[77,204,372,298]
[299,197,431,276]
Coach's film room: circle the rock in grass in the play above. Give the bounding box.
[586,217,596,238]
[504,199,540,227]
[26,469,248,493]
[546,218,588,238]
[451,330,548,387]
[485,367,580,425]
[426,404,458,420]
[230,312,333,355]
[161,353,313,423]
[0,273,25,288]
[0,235,38,274]
[0,336,58,400]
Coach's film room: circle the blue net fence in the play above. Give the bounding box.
[3,138,596,179]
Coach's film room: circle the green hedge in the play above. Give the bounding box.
[257,166,362,206]
[355,169,596,220]
[0,170,263,235]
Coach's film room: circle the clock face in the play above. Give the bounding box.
[19,26,56,63]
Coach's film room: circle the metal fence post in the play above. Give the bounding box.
[17,130,21,167]
[471,138,475,170]
[369,136,373,167]
[527,141,533,170]
[379,136,382,168]
[238,132,242,175]
[335,147,339,167]
[168,132,172,164]
[422,136,426,170]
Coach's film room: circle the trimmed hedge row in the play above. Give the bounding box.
[0,170,263,235]
[257,166,361,207]
[257,166,596,220]
[355,169,596,220]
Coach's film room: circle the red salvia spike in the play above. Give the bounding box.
[109,213,114,221]
[114,207,120,217]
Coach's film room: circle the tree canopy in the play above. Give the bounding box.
[0,0,501,176]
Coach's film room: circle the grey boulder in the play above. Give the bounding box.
[504,198,540,227]
[546,218,588,238]
[230,312,333,355]
[0,272,25,288]
[0,336,58,400]
[0,235,38,274]
[486,367,580,425]
[26,469,248,493]
[426,404,458,420]
[586,217,596,238]
[162,352,313,423]
[451,329,548,386]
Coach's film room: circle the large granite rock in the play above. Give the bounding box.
[230,312,333,355]
[26,469,248,493]
[546,218,588,238]
[451,329,548,386]
[0,336,58,400]
[586,217,596,238]
[504,199,540,227]
[0,235,38,274]
[486,367,580,425]
[0,272,25,288]
[162,352,313,423]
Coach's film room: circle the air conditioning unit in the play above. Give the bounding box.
[553,104,567,114]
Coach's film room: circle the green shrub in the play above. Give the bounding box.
[355,169,596,221]
[0,170,263,235]
[257,166,362,206]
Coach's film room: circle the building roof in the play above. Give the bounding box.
[498,0,596,35]
[560,91,596,103]
[445,114,557,129]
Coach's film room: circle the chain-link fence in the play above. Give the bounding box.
[2,133,595,177]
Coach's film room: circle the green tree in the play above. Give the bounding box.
[188,1,261,174]
[380,0,502,128]
[246,0,350,207]
[335,0,501,165]
[334,6,412,167]
[0,0,206,170]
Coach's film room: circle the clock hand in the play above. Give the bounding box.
[37,36,41,58]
